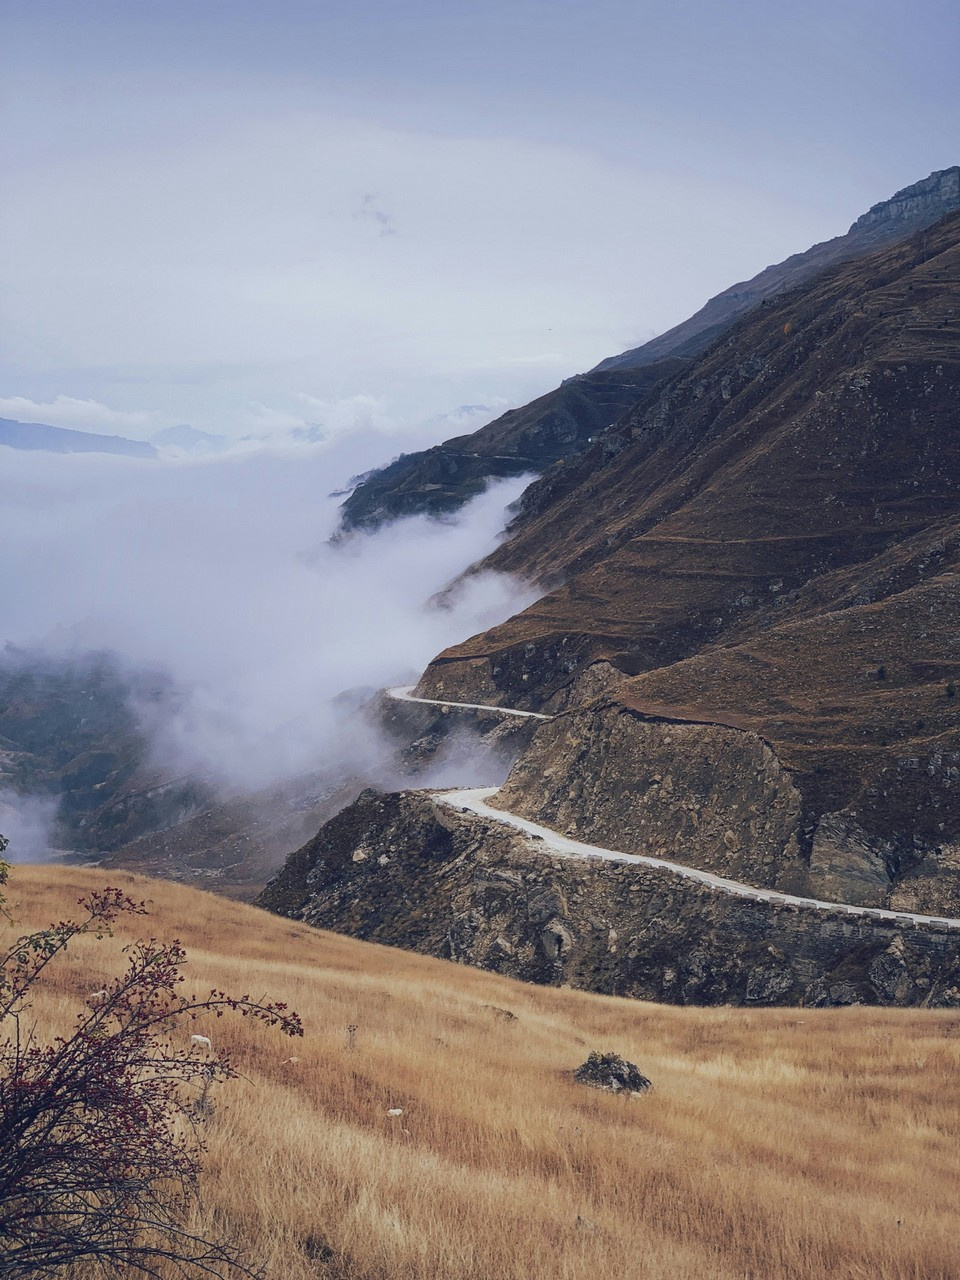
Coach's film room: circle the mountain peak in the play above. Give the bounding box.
[849,165,960,235]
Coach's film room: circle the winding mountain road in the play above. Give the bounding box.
[388,685,553,721]
[386,687,960,932]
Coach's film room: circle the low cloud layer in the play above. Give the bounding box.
[0,429,537,799]
[0,394,165,436]
[0,391,507,457]
[0,791,60,864]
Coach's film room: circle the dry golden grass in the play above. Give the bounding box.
[5,864,960,1280]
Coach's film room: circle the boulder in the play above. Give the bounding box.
[574,1051,651,1093]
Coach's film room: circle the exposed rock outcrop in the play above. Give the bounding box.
[492,706,808,894]
[574,1052,652,1093]
[258,789,960,1009]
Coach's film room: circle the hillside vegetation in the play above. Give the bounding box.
[7,865,960,1280]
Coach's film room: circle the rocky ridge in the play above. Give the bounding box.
[594,165,960,372]
[340,168,959,531]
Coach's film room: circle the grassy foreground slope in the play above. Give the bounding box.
[8,865,960,1280]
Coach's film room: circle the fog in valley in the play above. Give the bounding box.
[0,421,539,859]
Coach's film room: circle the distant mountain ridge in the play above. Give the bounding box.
[0,417,157,459]
[340,167,960,531]
[593,166,960,372]
[0,417,236,459]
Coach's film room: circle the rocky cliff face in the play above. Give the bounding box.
[850,167,960,238]
[258,789,960,1009]
[492,708,807,894]
[492,692,960,915]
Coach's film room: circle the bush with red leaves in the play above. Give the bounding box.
[0,855,303,1279]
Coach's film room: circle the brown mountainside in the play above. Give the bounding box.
[262,185,960,1005]
[421,209,960,705]
[337,362,682,531]
[340,168,958,532]
[408,210,960,912]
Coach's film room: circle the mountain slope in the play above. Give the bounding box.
[0,417,157,458]
[340,167,959,533]
[420,209,960,702]
[593,165,960,372]
[265,178,960,1004]
[338,362,682,531]
[396,209,960,916]
[0,652,211,856]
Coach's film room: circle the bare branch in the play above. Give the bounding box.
[0,873,302,1279]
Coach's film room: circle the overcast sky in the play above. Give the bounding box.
[1,0,958,440]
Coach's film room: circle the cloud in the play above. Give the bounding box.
[0,791,59,863]
[0,86,845,435]
[0,435,538,792]
[487,353,569,369]
[0,395,165,437]
[353,193,397,237]
[235,396,395,444]
[296,393,396,433]
[234,393,508,455]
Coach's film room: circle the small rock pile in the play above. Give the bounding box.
[574,1051,652,1094]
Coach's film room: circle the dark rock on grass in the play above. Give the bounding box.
[302,1234,335,1262]
[482,1004,518,1021]
[574,1051,652,1094]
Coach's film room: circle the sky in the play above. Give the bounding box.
[2,0,958,440]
